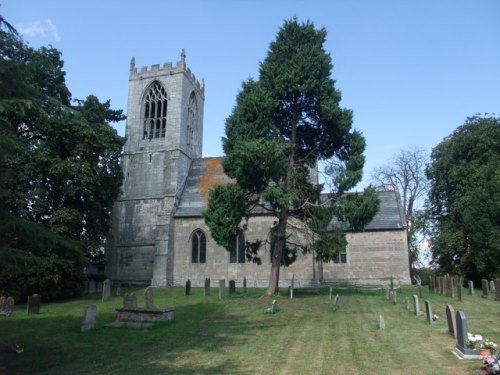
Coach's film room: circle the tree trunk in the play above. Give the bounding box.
[267,212,288,295]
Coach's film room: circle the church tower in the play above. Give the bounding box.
[106,51,204,286]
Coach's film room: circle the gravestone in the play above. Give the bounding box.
[454,310,481,359]
[429,277,434,293]
[0,296,14,316]
[271,299,278,312]
[444,276,452,297]
[144,287,155,309]
[88,279,96,294]
[412,295,423,316]
[243,277,247,294]
[333,294,340,308]
[445,304,457,337]
[424,300,433,324]
[290,274,294,299]
[496,279,500,301]
[229,280,236,295]
[456,278,463,302]
[329,288,333,300]
[81,305,97,332]
[405,297,410,310]
[123,292,137,309]
[116,285,121,297]
[468,280,474,295]
[437,277,443,295]
[219,279,225,299]
[27,294,41,314]
[489,280,496,293]
[102,279,111,302]
[379,315,386,330]
[204,278,211,296]
[185,280,191,296]
[96,282,103,293]
[481,279,489,298]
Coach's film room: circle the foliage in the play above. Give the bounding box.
[203,18,379,295]
[371,147,429,278]
[0,16,125,300]
[426,115,499,282]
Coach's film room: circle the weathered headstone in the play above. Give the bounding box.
[27,294,41,314]
[481,279,489,298]
[444,276,452,297]
[329,288,333,300]
[496,279,500,301]
[185,280,191,296]
[243,277,247,294]
[489,280,496,293]
[123,292,137,309]
[456,278,463,302]
[144,286,155,309]
[405,297,410,310]
[445,304,457,337]
[468,280,474,295]
[271,299,278,313]
[429,277,435,293]
[454,310,481,359]
[81,305,97,332]
[204,278,211,296]
[333,294,340,308]
[413,295,423,316]
[424,300,433,324]
[116,285,121,297]
[0,296,14,316]
[88,279,96,294]
[219,279,225,299]
[102,279,111,302]
[379,315,386,330]
[290,274,294,299]
[229,280,236,295]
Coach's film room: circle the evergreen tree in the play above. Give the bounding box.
[204,19,379,295]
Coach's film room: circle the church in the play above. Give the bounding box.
[105,52,411,287]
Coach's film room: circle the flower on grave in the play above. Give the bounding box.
[483,354,500,375]
[432,314,439,321]
[481,339,498,351]
[467,333,498,353]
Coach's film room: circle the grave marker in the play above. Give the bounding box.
[445,304,457,337]
[481,279,489,298]
[456,278,463,302]
[88,279,96,294]
[454,310,481,359]
[468,280,474,295]
[185,280,191,296]
[204,278,211,296]
[290,274,294,299]
[219,279,225,299]
[123,292,137,309]
[424,300,433,324]
[229,280,236,295]
[379,315,386,330]
[496,279,500,301]
[243,277,247,294]
[144,287,155,309]
[102,279,111,302]
[0,296,14,316]
[116,285,121,297]
[27,294,41,314]
[413,295,423,316]
[81,305,97,332]
[489,280,496,293]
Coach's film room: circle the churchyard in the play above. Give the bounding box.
[1,282,498,374]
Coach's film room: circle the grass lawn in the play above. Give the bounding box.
[0,284,498,374]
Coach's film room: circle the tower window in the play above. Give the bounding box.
[229,232,245,263]
[142,82,168,140]
[192,229,206,263]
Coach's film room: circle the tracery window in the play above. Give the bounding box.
[229,232,245,264]
[186,92,197,149]
[191,229,206,263]
[143,82,168,140]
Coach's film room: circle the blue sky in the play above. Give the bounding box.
[3,0,500,188]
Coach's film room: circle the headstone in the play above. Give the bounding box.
[333,294,340,308]
[271,299,278,313]
[437,277,442,294]
[454,310,481,359]
[88,279,96,294]
[481,279,489,298]
[96,282,103,293]
[81,305,97,332]
[412,295,423,316]
[405,297,410,310]
[489,280,496,293]
[290,274,294,299]
[496,279,500,301]
[204,278,211,296]
[424,300,433,324]
[229,280,236,295]
[468,280,474,295]
[329,288,333,300]
[456,278,463,302]
[116,285,121,297]
[445,304,457,337]
[444,276,452,297]
[185,280,191,296]
[379,315,386,330]
[144,286,155,309]
[123,292,137,309]
[219,279,225,299]
[102,279,111,302]
[0,296,14,316]
[243,277,247,293]
[27,294,41,314]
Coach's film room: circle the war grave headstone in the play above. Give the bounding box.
[219,279,225,299]
[481,279,489,298]
[454,310,481,359]
[102,279,111,302]
[445,304,457,337]
[379,315,386,330]
[81,305,97,332]
[425,300,433,324]
[413,295,423,316]
[27,294,41,314]
[0,296,14,316]
[185,280,191,296]
[204,278,211,296]
[496,279,500,301]
[468,280,474,295]
[229,280,236,295]
[489,280,496,293]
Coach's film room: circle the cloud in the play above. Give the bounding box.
[17,19,61,42]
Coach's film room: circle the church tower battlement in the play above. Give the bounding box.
[106,50,205,286]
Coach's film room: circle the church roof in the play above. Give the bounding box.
[175,158,406,231]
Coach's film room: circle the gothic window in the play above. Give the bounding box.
[186,92,197,149]
[229,232,245,263]
[191,229,206,263]
[142,82,168,140]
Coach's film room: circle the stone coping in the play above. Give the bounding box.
[116,307,173,313]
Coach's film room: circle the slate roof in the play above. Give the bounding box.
[175,157,406,231]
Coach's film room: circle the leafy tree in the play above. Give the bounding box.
[0,16,125,299]
[371,147,429,279]
[204,19,379,295]
[426,115,500,282]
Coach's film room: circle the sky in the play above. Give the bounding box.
[3,0,500,189]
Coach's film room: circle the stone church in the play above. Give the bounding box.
[105,52,411,287]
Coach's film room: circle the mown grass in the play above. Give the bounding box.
[0,285,498,374]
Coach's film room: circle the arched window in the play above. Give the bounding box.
[142,82,168,140]
[191,229,206,263]
[186,92,197,149]
[229,232,245,263]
